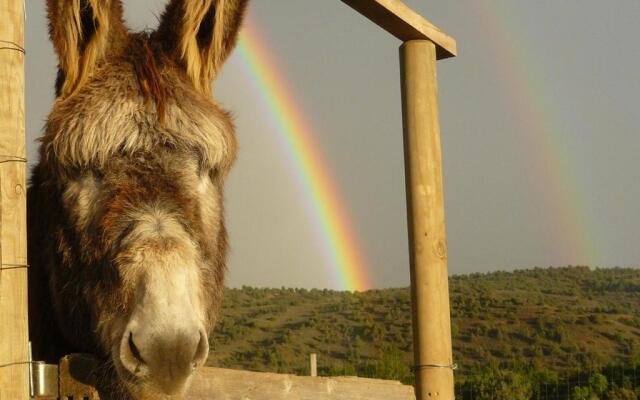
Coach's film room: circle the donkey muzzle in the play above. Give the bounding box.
[119,322,209,395]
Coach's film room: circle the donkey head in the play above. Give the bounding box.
[37,0,248,397]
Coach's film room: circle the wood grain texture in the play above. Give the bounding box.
[400,40,454,399]
[0,0,29,399]
[59,354,415,400]
[341,0,456,59]
[186,367,416,400]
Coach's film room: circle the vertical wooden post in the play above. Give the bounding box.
[310,353,318,377]
[0,0,29,399]
[400,40,454,399]
[309,353,318,376]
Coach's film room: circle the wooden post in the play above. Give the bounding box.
[339,3,457,398]
[400,40,454,399]
[0,0,29,399]
[339,2,456,396]
[310,353,318,377]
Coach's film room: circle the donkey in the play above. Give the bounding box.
[28,0,248,398]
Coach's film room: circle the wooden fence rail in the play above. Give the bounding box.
[55,354,415,400]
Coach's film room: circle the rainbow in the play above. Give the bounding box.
[235,16,372,291]
[475,2,599,264]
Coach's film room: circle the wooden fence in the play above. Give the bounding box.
[53,354,415,400]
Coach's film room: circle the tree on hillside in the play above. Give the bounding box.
[604,387,638,400]
[464,368,533,400]
[590,373,609,397]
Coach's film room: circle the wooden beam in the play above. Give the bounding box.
[0,0,29,399]
[341,0,456,59]
[400,40,454,399]
[59,355,416,400]
[187,367,416,400]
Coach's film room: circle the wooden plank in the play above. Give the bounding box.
[400,40,454,399]
[187,367,416,400]
[0,0,29,399]
[341,0,456,59]
[59,355,415,400]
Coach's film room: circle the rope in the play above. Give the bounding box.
[0,361,37,369]
[413,363,458,372]
[0,39,25,54]
[0,263,29,271]
[0,155,27,164]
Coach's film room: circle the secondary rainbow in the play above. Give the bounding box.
[474,2,599,265]
[235,16,372,291]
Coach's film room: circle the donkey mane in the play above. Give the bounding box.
[131,35,168,124]
[41,48,237,174]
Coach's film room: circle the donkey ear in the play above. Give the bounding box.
[156,0,249,96]
[47,0,127,97]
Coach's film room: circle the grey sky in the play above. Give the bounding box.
[25,1,640,289]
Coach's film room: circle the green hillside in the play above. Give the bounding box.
[207,267,640,398]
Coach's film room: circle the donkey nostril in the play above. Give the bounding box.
[119,330,150,377]
[128,332,145,365]
[192,329,209,368]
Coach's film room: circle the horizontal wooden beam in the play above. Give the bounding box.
[59,354,416,399]
[341,0,456,59]
[187,367,416,400]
